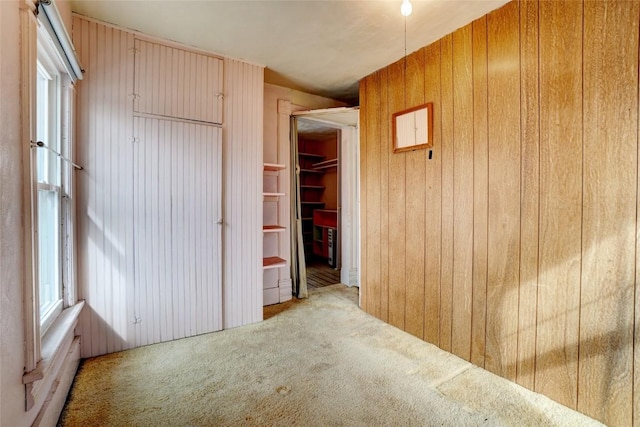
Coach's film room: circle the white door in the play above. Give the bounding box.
[133,116,222,346]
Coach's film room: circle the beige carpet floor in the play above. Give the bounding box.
[59,285,602,426]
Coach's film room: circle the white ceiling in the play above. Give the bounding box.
[69,0,509,104]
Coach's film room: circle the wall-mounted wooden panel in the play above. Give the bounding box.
[423,41,442,346]
[451,24,473,361]
[439,34,454,353]
[404,50,426,339]
[536,0,582,408]
[364,71,382,319]
[74,18,134,357]
[470,16,488,368]
[134,39,223,124]
[516,0,539,390]
[387,60,406,330]
[485,1,520,381]
[579,1,638,424]
[359,1,640,424]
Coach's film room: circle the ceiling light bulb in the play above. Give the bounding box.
[400,0,412,16]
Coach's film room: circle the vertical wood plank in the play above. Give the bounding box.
[517,0,539,390]
[536,0,582,408]
[387,59,406,330]
[404,49,426,338]
[423,41,442,346]
[451,23,474,361]
[379,67,390,323]
[579,1,638,424]
[359,78,368,312]
[485,1,520,381]
[440,34,454,352]
[471,15,489,368]
[365,71,381,319]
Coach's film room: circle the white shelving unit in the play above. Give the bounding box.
[263,162,288,303]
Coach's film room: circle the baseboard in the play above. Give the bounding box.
[263,288,280,306]
[278,278,292,302]
[348,268,358,286]
[33,336,81,427]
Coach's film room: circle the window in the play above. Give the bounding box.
[35,33,67,335]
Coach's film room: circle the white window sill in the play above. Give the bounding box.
[23,301,84,385]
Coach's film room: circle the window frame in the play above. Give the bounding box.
[31,16,75,342]
[35,51,66,336]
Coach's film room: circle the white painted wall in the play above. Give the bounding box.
[0,2,29,425]
[223,58,264,327]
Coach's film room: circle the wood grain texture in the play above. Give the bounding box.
[387,59,407,330]
[359,78,368,313]
[451,24,474,361]
[439,34,454,353]
[379,67,390,323]
[404,50,426,338]
[536,0,583,408]
[423,41,442,346]
[471,15,488,368]
[485,0,520,381]
[579,1,638,424]
[358,0,640,422]
[365,71,382,319]
[516,0,539,390]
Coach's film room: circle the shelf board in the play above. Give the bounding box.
[263,256,286,269]
[299,152,325,159]
[264,163,286,171]
[301,217,313,221]
[263,225,286,233]
[301,201,325,205]
[300,168,324,174]
[263,192,285,197]
[301,185,325,190]
[312,158,338,169]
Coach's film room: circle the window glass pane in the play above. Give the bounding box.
[36,70,48,183]
[38,188,61,318]
[36,66,60,186]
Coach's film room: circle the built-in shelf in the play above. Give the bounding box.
[299,152,325,159]
[301,185,325,190]
[264,163,286,171]
[263,225,286,233]
[263,192,285,197]
[301,201,325,205]
[300,168,324,174]
[312,158,338,170]
[263,256,286,269]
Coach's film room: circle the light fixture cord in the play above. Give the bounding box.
[404,15,407,109]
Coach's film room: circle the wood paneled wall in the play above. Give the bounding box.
[359,1,640,425]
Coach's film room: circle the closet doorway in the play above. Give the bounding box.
[290,108,360,297]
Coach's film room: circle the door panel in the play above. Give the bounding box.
[133,116,222,346]
[134,39,223,124]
